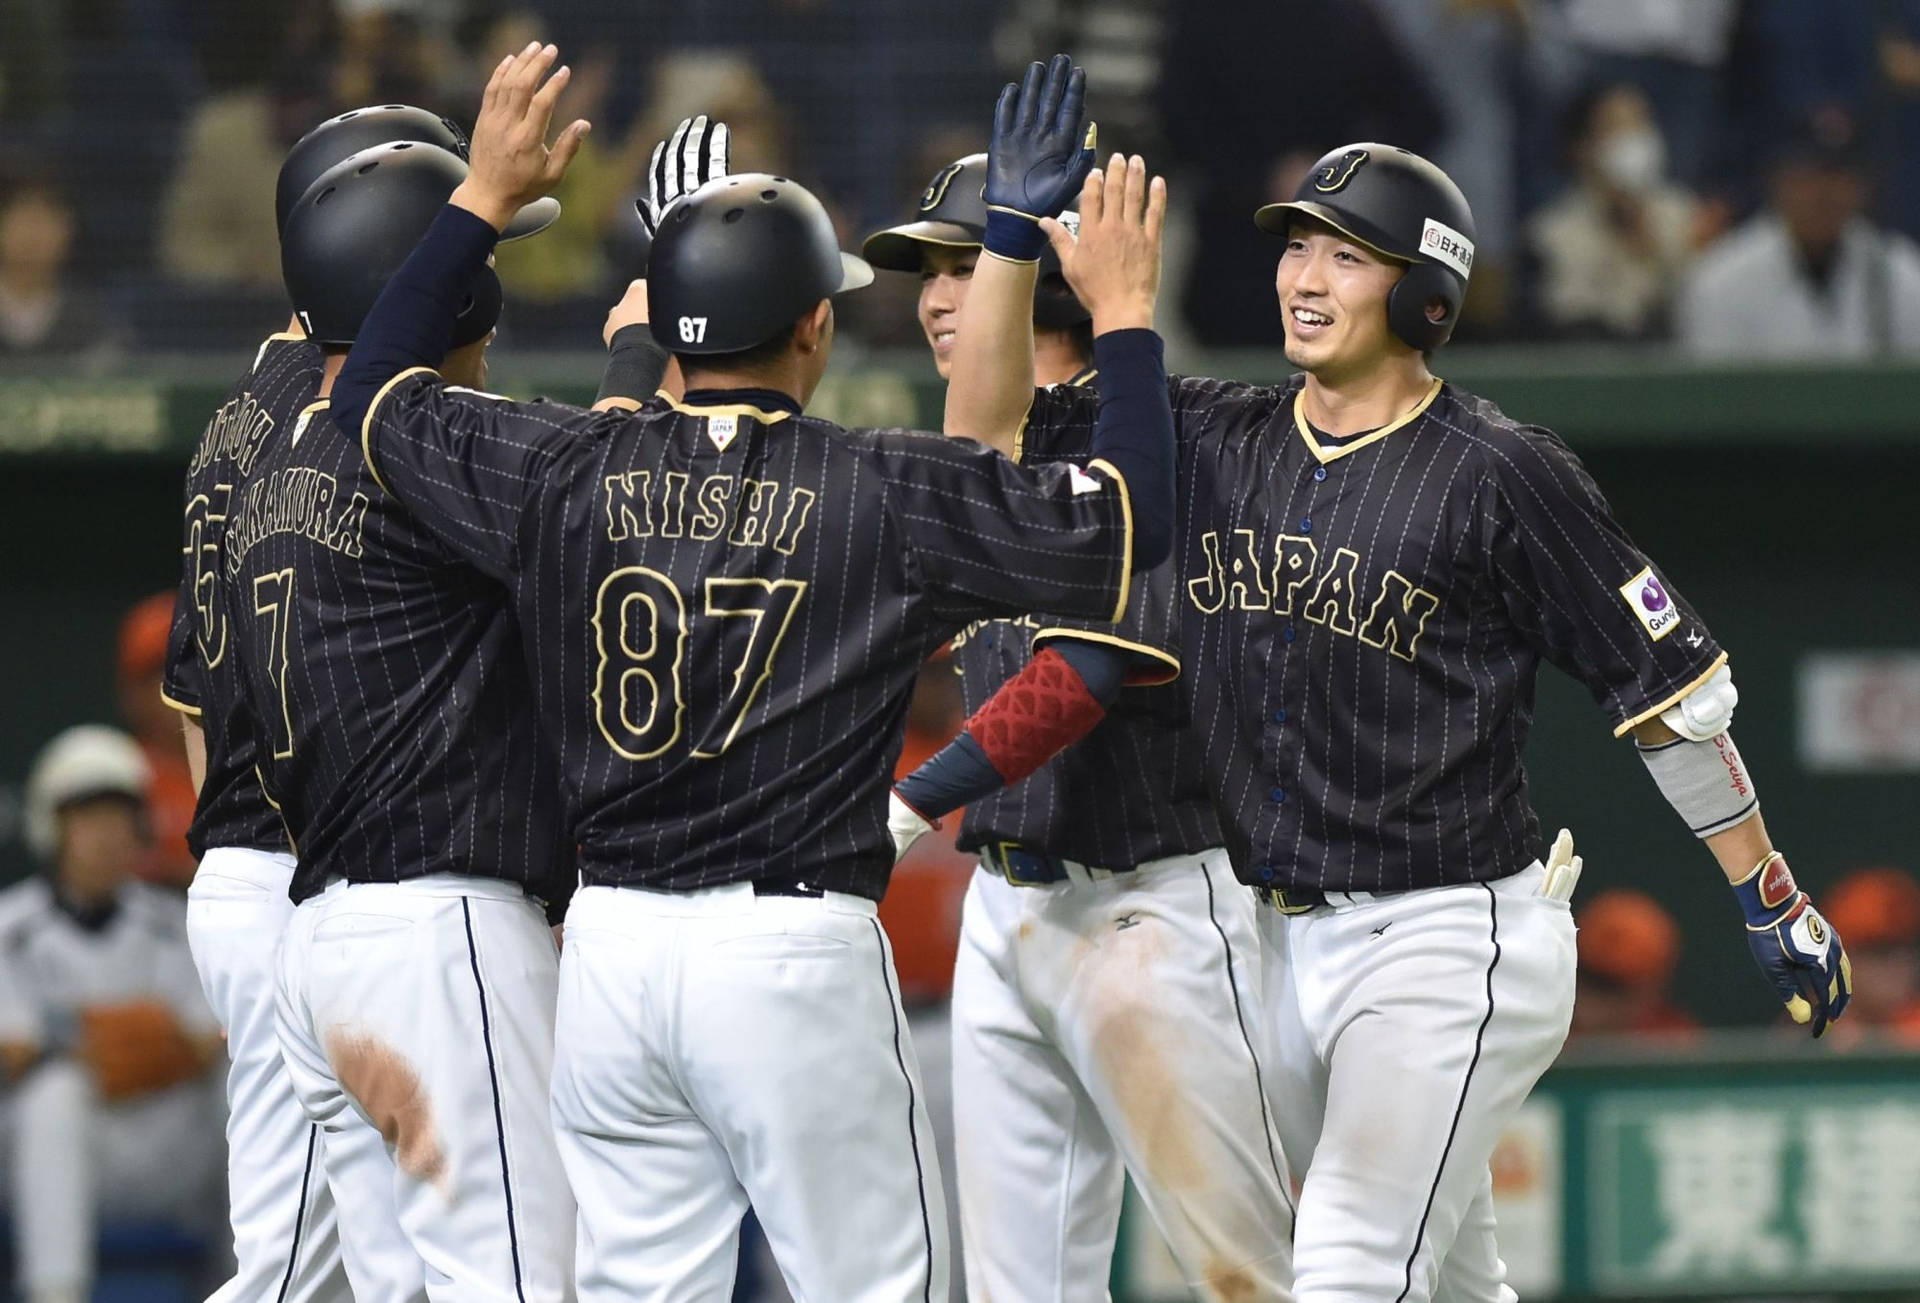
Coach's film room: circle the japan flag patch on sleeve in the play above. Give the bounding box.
[1618,565,1681,641]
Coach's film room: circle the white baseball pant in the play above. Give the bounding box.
[1260,861,1577,1303]
[276,875,574,1303]
[187,846,349,1303]
[952,849,1295,1302]
[551,882,949,1303]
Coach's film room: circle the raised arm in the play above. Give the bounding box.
[334,42,588,430]
[944,54,1094,453]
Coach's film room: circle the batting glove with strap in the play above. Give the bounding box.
[633,115,731,259]
[1733,852,1853,1037]
[888,789,938,863]
[983,53,1095,261]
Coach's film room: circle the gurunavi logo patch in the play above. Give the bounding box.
[1618,565,1681,641]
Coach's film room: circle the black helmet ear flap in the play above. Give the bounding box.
[1387,263,1464,352]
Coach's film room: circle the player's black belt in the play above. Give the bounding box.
[980,843,1134,886]
[1252,885,1328,915]
[981,842,1085,886]
[755,877,827,899]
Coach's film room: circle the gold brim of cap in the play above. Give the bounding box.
[1252,201,1407,264]
[859,219,984,271]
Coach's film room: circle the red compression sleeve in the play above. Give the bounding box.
[965,646,1110,784]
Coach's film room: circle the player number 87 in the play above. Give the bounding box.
[592,567,808,760]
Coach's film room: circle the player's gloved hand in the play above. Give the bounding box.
[639,114,731,239]
[78,999,205,1101]
[983,53,1096,261]
[888,789,938,863]
[1733,852,1853,1037]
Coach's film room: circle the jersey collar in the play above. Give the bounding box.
[672,387,800,424]
[1292,377,1443,465]
[1064,364,1098,389]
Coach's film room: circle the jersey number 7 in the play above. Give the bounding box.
[592,567,807,761]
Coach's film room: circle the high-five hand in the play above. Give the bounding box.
[985,53,1095,226]
[452,42,591,232]
[640,115,731,237]
[1041,153,1166,335]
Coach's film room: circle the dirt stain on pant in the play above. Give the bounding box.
[327,1030,448,1189]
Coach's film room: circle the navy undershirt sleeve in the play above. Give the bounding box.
[1086,327,1174,568]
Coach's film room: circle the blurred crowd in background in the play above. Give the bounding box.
[5,0,1920,366]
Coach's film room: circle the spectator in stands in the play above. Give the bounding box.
[1557,0,1740,186]
[1159,0,1441,346]
[120,593,197,889]
[1529,83,1697,339]
[0,172,121,368]
[476,8,641,305]
[0,726,224,1303]
[1820,866,1920,1043]
[157,5,332,292]
[1679,115,1920,359]
[1372,0,1550,330]
[1569,890,1699,1040]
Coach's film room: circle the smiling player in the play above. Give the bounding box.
[945,141,1854,1302]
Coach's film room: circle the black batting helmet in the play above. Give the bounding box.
[1254,143,1476,351]
[276,104,560,239]
[649,173,873,355]
[281,143,508,348]
[862,153,1089,330]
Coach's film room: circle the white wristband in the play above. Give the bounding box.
[1637,730,1759,839]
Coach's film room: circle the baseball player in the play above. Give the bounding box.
[0,726,224,1303]
[946,143,1854,1302]
[163,103,542,1303]
[220,95,655,1299]
[329,45,1176,1301]
[866,137,1294,1301]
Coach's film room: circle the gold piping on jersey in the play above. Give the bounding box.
[1011,409,1032,464]
[1292,377,1443,465]
[1011,364,1095,464]
[359,366,439,496]
[1030,627,1180,685]
[593,395,645,413]
[663,395,793,425]
[158,687,203,717]
[1613,651,1731,739]
[1086,457,1133,624]
[253,331,307,372]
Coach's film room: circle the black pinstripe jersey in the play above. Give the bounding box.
[1022,374,1726,892]
[217,385,572,907]
[162,334,317,860]
[950,371,1222,869]
[361,376,1136,900]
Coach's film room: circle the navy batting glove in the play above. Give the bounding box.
[983,53,1095,262]
[1733,852,1853,1037]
